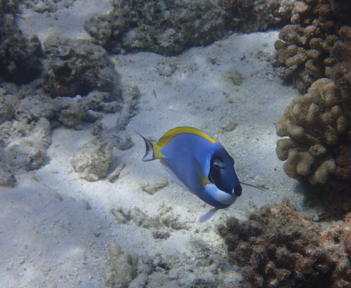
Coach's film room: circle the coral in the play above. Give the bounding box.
[0,0,43,84]
[71,140,113,182]
[42,37,117,97]
[217,0,295,33]
[84,0,226,56]
[331,26,351,94]
[276,78,351,184]
[19,0,76,13]
[0,91,15,124]
[274,0,343,93]
[15,93,55,122]
[218,199,351,288]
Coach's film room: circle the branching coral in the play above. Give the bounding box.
[276,78,350,184]
[218,200,351,288]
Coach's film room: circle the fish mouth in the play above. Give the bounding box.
[232,186,242,197]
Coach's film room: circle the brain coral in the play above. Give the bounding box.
[84,0,226,56]
[274,0,342,93]
[276,78,351,184]
[218,199,351,288]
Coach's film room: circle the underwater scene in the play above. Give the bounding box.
[1,0,351,287]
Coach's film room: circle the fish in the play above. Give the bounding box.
[136,127,242,222]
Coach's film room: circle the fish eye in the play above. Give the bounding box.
[213,163,222,170]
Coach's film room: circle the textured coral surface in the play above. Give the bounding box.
[276,78,350,184]
[42,37,116,97]
[217,0,295,32]
[218,200,351,288]
[0,0,43,84]
[274,0,351,93]
[84,0,226,56]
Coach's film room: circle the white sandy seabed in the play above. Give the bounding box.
[0,2,308,288]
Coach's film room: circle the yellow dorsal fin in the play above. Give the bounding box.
[157,127,217,147]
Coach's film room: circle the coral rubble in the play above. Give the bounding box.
[105,239,240,288]
[218,200,351,288]
[84,0,226,56]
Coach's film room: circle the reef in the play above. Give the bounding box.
[218,199,351,288]
[0,0,43,84]
[330,26,351,95]
[19,0,76,13]
[42,37,117,97]
[274,0,351,93]
[217,0,295,33]
[84,0,226,56]
[276,78,350,184]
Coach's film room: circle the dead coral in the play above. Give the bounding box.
[218,199,351,288]
[71,140,113,182]
[0,0,43,84]
[276,78,350,184]
[217,0,295,33]
[84,0,226,56]
[274,0,342,93]
[42,37,117,97]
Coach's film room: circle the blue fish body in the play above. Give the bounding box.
[137,127,242,215]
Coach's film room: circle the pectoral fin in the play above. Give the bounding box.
[198,207,218,222]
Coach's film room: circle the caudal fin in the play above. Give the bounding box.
[135,132,155,161]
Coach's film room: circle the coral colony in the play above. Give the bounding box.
[218,200,351,288]
[275,0,351,189]
[220,1,351,287]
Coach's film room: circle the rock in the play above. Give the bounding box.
[71,140,113,181]
[43,37,117,97]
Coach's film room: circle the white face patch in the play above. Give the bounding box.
[206,184,237,206]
